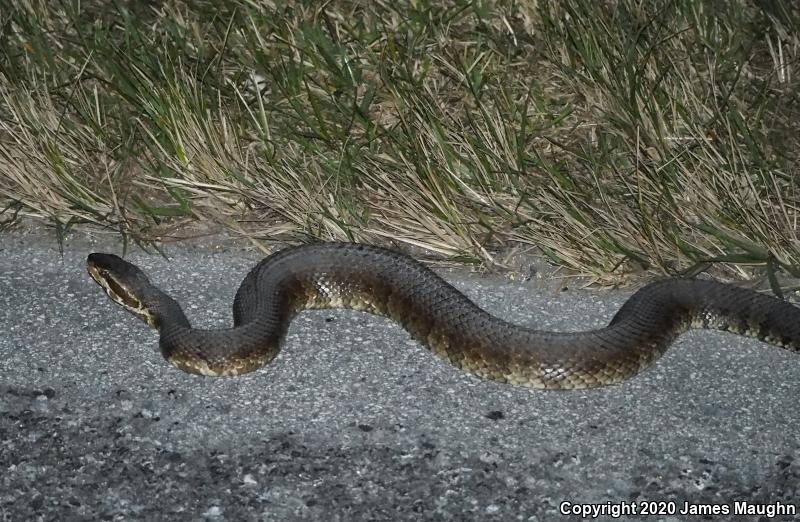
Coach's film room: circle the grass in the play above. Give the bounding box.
[1,0,798,284]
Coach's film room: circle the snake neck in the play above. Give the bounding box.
[146,286,192,330]
[157,320,286,376]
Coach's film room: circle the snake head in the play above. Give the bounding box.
[86,253,159,328]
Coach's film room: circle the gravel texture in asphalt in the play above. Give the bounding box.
[1,231,799,521]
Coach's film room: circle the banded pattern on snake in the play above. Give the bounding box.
[87,242,800,389]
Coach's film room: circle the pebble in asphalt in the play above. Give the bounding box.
[1,231,799,521]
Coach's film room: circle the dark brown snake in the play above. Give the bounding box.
[87,242,800,389]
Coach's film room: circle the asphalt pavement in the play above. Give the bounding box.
[1,229,799,521]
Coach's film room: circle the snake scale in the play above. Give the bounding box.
[87,242,800,389]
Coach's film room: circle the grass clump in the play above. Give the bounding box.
[1,0,798,282]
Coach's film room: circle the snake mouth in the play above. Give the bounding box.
[87,260,158,328]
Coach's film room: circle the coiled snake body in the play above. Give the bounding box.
[87,242,800,389]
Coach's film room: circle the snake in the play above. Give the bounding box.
[86,242,800,389]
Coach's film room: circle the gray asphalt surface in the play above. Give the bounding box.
[2,230,799,521]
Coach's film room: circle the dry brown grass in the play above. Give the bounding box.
[1,0,798,283]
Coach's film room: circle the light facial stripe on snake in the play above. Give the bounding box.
[88,263,158,328]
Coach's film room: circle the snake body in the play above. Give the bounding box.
[87,242,800,389]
